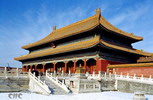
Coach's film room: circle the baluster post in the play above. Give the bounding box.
[133,73,136,79]
[120,72,123,78]
[54,70,56,77]
[141,74,144,80]
[16,68,19,77]
[127,73,129,79]
[149,75,152,81]
[109,73,112,80]
[98,71,101,78]
[93,71,95,78]
[114,72,117,78]
[61,70,64,77]
[68,70,71,77]
[4,67,8,78]
[34,72,35,76]
[104,72,107,79]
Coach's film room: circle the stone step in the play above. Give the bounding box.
[39,76,69,95]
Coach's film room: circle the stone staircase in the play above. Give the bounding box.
[40,76,68,95]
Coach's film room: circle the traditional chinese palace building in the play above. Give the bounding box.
[14,9,153,75]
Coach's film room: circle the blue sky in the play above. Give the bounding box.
[0,0,153,67]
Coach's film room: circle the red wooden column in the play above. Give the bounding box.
[35,64,38,71]
[22,66,25,72]
[84,59,87,73]
[53,62,56,72]
[96,58,102,74]
[26,66,28,72]
[42,64,46,73]
[50,67,52,72]
[30,65,32,72]
[50,64,53,72]
[73,60,76,73]
[64,62,67,73]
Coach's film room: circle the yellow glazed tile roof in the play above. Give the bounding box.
[107,63,153,68]
[137,56,153,63]
[100,40,152,56]
[22,13,100,49]
[99,16,143,40]
[22,9,142,49]
[14,36,100,61]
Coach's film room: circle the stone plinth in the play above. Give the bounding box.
[66,67,101,93]
[67,78,101,93]
[65,65,101,93]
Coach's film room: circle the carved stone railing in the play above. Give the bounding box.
[0,67,28,78]
[86,71,153,84]
[29,72,51,95]
[114,73,153,84]
[46,71,70,93]
[86,71,114,80]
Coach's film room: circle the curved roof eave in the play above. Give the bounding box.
[22,14,100,49]
[99,16,143,41]
[100,40,152,56]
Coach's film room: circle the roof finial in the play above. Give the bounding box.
[95,8,101,15]
[53,26,56,31]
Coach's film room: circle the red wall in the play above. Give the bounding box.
[114,67,153,77]
[97,59,124,72]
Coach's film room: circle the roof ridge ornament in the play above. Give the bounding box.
[53,26,56,31]
[95,8,101,16]
[95,8,101,23]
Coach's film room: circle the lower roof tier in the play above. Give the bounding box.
[137,56,153,63]
[14,36,152,61]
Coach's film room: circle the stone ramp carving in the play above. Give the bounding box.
[40,76,69,95]
[28,72,51,95]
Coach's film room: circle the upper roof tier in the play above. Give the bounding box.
[22,8,143,49]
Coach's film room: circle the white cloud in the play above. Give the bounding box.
[0,4,89,67]
[1,0,153,67]
[109,3,150,26]
[107,1,153,53]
